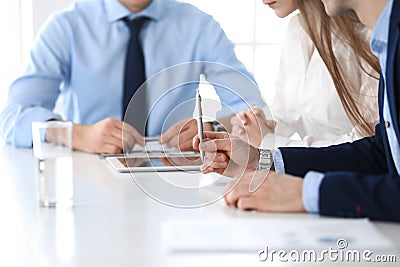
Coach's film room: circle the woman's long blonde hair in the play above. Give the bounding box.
[298,0,380,136]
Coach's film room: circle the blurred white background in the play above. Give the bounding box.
[0,0,292,141]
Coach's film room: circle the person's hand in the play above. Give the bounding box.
[160,118,213,151]
[72,118,145,154]
[231,107,276,147]
[225,170,306,213]
[193,131,260,178]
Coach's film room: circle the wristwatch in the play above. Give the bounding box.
[211,121,226,132]
[257,148,273,170]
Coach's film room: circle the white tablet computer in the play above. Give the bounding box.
[106,154,202,172]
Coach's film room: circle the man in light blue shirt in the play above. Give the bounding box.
[196,0,400,222]
[0,0,265,154]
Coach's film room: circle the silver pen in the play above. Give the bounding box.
[196,87,205,161]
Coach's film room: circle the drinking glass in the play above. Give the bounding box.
[32,121,73,208]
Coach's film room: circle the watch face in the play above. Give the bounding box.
[211,121,226,132]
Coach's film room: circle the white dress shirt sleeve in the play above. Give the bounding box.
[264,15,379,149]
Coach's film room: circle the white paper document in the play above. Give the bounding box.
[162,218,393,253]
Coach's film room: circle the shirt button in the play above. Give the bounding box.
[385,121,391,128]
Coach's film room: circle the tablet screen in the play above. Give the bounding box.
[106,155,202,172]
[117,156,202,168]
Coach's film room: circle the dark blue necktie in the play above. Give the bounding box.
[122,17,148,135]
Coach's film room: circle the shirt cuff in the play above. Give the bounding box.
[271,149,285,173]
[13,107,62,147]
[302,171,324,214]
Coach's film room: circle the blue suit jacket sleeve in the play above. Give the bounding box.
[279,123,389,177]
[280,122,400,221]
[319,170,400,221]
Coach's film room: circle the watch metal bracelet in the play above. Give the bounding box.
[257,148,272,170]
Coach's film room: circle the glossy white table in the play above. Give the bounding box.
[0,145,399,267]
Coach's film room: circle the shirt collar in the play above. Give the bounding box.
[104,0,162,23]
[371,0,394,53]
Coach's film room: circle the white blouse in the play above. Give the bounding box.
[262,15,379,148]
